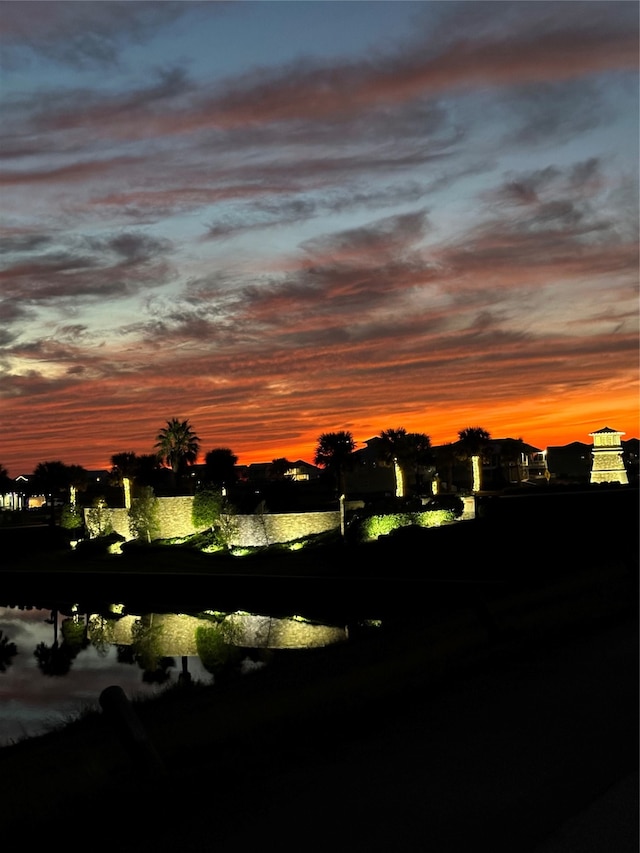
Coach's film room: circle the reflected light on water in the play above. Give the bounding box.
[0,604,350,747]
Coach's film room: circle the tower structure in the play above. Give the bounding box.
[589,427,628,485]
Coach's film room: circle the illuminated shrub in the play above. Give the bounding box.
[128,486,160,543]
[86,498,114,538]
[192,487,238,548]
[192,488,224,531]
[60,503,83,531]
[357,508,458,542]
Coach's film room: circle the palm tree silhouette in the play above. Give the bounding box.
[402,432,433,493]
[154,418,200,491]
[378,428,432,497]
[314,431,356,496]
[378,428,408,497]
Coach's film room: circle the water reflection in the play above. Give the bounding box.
[0,604,348,747]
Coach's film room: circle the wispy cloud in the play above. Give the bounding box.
[0,1,637,474]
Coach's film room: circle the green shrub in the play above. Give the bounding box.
[192,488,224,531]
[192,488,238,547]
[60,503,84,531]
[128,486,160,543]
[357,508,458,542]
[86,499,113,537]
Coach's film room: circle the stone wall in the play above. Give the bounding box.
[85,496,340,548]
[155,496,198,539]
[229,510,339,548]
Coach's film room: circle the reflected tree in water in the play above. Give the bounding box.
[117,644,136,665]
[35,609,82,676]
[140,656,175,684]
[44,608,59,645]
[87,614,118,657]
[132,614,175,682]
[178,656,192,686]
[34,642,75,677]
[61,616,89,655]
[0,630,18,673]
[196,622,242,680]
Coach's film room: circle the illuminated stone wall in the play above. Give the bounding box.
[155,496,198,539]
[228,510,339,547]
[86,498,340,546]
[84,507,129,540]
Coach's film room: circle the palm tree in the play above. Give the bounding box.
[456,427,491,493]
[402,431,433,493]
[378,428,408,497]
[110,451,139,508]
[378,429,432,497]
[110,452,139,482]
[314,431,356,495]
[154,418,200,490]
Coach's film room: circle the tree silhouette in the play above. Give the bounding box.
[204,447,238,490]
[401,432,433,494]
[267,458,293,481]
[0,464,12,497]
[32,461,87,525]
[314,431,356,495]
[34,634,75,677]
[436,443,458,493]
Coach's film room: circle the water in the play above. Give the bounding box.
[0,604,348,747]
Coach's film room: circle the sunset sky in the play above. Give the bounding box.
[1,0,638,477]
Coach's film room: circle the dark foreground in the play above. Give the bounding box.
[1,489,637,849]
[192,615,639,853]
[0,556,637,851]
